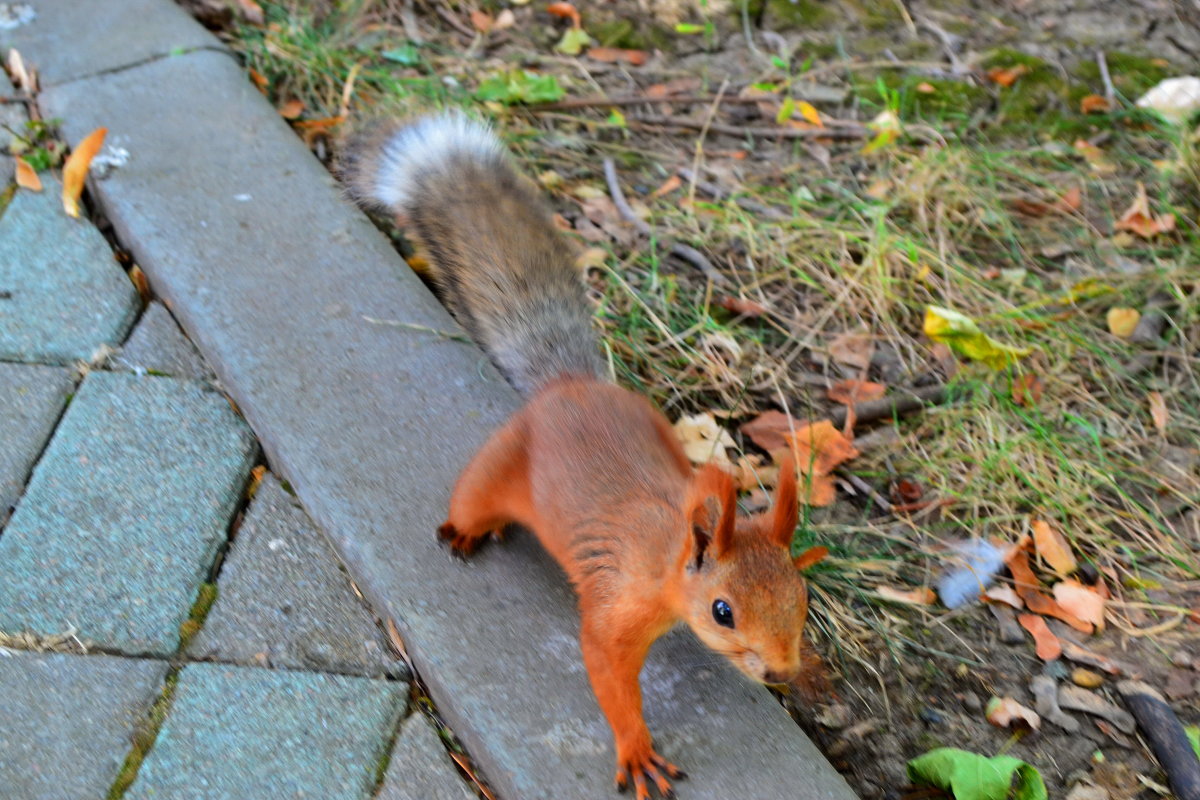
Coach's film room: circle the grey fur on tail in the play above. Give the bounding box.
[339,113,604,396]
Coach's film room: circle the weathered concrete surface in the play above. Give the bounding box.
[41,36,858,800]
[0,0,223,87]
[0,71,27,154]
[0,651,168,800]
[0,362,72,516]
[126,662,405,800]
[189,475,403,678]
[377,714,476,800]
[0,372,257,655]
[117,300,215,381]
[0,177,139,364]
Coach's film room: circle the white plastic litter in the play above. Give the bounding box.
[1135,76,1200,125]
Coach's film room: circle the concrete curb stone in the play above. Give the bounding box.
[35,10,860,799]
[188,474,404,678]
[126,662,406,800]
[0,362,72,516]
[0,371,257,655]
[117,300,216,381]
[0,175,139,364]
[0,0,224,87]
[377,713,476,800]
[0,651,168,800]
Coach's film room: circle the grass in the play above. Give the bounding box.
[214,0,1199,676]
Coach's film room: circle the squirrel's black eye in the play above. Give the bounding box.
[712,599,734,628]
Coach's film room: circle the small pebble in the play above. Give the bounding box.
[961,692,982,713]
[918,707,944,725]
[1170,648,1194,669]
[1072,668,1105,688]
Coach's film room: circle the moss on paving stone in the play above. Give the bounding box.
[107,670,181,800]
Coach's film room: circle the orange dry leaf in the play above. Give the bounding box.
[796,100,823,127]
[987,64,1030,87]
[1114,182,1176,239]
[650,174,682,199]
[1106,307,1140,338]
[1005,541,1093,634]
[470,10,494,31]
[1079,94,1112,114]
[278,98,305,119]
[740,410,798,453]
[62,127,107,218]
[1031,519,1076,577]
[715,294,767,317]
[985,696,1041,731]
[546,1,581,26]
[783,421,859,507]
[1012,373,1043,407]
[827,379,886,406]
[14,157,41,192]
[1018,613,1063,660]
[916,82,936,93]
[1148,391,1167,434]
[128,265,151,302]
[875,585,937,605]
[248,68,269,93]
[1053,580,1106,633]
[587,47,649,66]
[984,584,1024,609]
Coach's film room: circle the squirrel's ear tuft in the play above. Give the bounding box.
[771,454,799,549]
[686,463,736,566]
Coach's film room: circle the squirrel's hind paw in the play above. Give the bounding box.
[437,522,501,558]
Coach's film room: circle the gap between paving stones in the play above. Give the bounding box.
[23,4,860,798]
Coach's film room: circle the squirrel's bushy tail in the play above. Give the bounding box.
[339,112,604,396]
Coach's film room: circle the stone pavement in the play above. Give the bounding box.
[1,1,860,798]
[0,36,475,796]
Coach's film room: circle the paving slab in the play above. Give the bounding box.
[0,651,168,800]
[126,662,405,800]
[188,474,403,678]
[41,35,857,800]
[0,0,223,87]
[1,70,27,154]
[377,714,476,800]
[0,371,257,654]
[0,362,72,515]
[117,300,215,381]
[0,176,140,364]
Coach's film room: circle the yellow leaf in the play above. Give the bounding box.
[14,157,41,192]
[62,127,107,218]
[923,306,1032,369]
[1105,307,1140,338]
[796,100,823,127]
[673,412,736,467]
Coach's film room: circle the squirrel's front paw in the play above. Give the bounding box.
[437,522,480,558]
[615,746,686,799]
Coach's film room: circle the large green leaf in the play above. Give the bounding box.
[907,748,1048,800]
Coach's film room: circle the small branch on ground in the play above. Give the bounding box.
[1097,50,1117,107]
[829,385,948,429]
[602,157,727,285]
[628,114,869,140]
[1117,681,1200,800]
[534,88,846,111]
[676,168,789,220]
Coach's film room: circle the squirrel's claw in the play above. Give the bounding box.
[615,749,684,799]
[437,522,479,558]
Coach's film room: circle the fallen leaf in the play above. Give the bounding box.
[127,265,151,302]
[1054,580,1105,633]
[986,696,1041,731]
[6,48,34,92]
[248,68,269,93]
[1135,76,1200,124]
[985,585,1024,609]
[1079,94,1112,114]
[1114,182,1176,239]
[1073,139,1117,175]
[1012,373,1043,407]
[828,330,874,370]
[1018,613,1063,660]
[908,748,1048,800]
[1005,542,1093,634]
[1058,186,1083,213]
[732,454,777,492]
[1031,519,1076,577]
[277,98,305,119]
[649,174,681,199]
[875,585,937,605]
[714,294,767,317]
[546,1,581,26]
[915,82,936,94]
[234,0,264,24]
[1061,640,1122,675]
[987,64,1030,87]
[796,100,822,127]
[14,157,41,191]
[1105,307,1140,338]
[1057,685,1135,733]
[827,379,886,406]
[673,412,736,466]
[783,421,859,507]
[470,9,494,31]
[739,410,798,453]
[587,47,649,66]
[862,109,901,154]
[1071,668,1104,689]
[62,127,107,218]
[493,9,516,29]
[1148,391,1167,434]
[924,306,1032,369]
[890,478,923,505]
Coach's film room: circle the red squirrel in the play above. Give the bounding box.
[341,113,824,799]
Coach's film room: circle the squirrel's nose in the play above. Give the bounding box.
[762,669,794,685]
